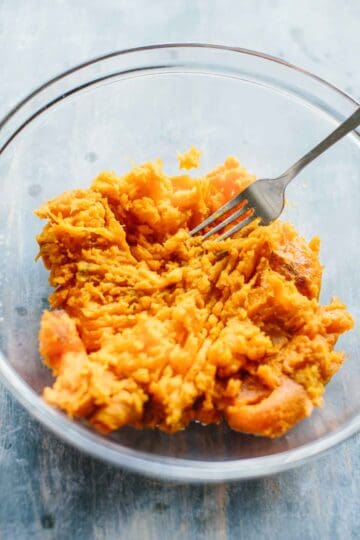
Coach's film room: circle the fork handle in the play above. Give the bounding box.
[280,107,360,185]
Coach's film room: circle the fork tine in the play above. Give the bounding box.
[188,192,246,236]
[216,210,257,242]
[202,203,250,239]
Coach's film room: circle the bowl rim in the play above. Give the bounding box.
[0,43,359,482]
[1,43,359,135]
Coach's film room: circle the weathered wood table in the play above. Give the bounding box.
[1,1,359,538]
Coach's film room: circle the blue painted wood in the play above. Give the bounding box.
[0,1,359,538]
[1,387,359,540]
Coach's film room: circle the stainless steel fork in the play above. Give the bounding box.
[190,107,360,241]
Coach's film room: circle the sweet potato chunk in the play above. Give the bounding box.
[226,376,313,438]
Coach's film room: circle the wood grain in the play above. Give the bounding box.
[0,386,359,540]
[1,1,359,539]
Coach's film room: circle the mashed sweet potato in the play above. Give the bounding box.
[35,152,353,437]
[177,146,202,170]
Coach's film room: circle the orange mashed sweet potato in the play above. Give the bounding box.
[35,152,353,438]
[177,146,202,170]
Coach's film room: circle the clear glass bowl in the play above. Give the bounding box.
[0,45,359,482]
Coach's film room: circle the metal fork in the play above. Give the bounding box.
[190,107,360,241]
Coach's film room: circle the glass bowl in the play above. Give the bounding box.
[0,44,359,482]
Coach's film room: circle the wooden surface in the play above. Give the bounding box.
[1,1,359,539]
[1,389,360,540]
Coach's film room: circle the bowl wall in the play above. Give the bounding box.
[0,45,359,481]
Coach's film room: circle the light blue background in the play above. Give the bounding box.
[0,2,359,539]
